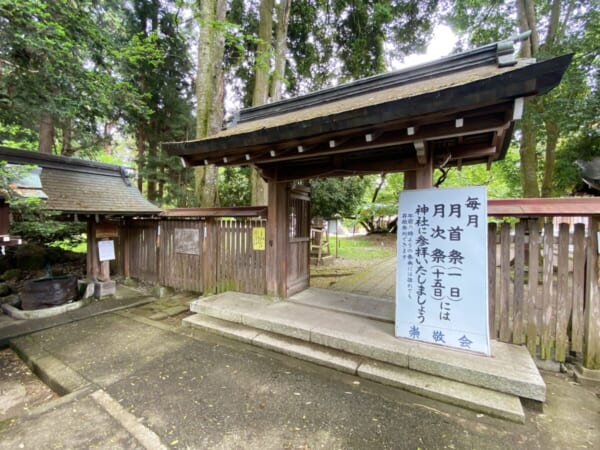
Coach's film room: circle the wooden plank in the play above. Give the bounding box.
[571,223,586,352]
[526,219,540,355]
[584,217,600,369]
[203,220,215,294]
[513,220,525,344]
[487,223,497,339]
[162,206,267,218]
[554,223,571,362]
[499,223,511,342]
[540,222,555,360]
[488,197,600,217]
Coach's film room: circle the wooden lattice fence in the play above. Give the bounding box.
[488,218,597,363]
[215,218,267,295]
[121,215,266,296]
[124,220,159,283]
[158,220,204,292]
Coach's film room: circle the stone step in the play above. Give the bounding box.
[189,293,546,403]
[183,314,525,423]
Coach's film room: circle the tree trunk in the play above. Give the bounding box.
[195,166,219,207]
[194,0,226,207]
[61,119,73,156]
[541,119,560,197]
[38,110,54,154]
[519,99,540,198]
[250,169,267,206]
[516,0,542,198]
[103,122,113,155]
[147,142,157,202]
[250,0,275,206]
[136,122,145,193]
[252,0,274,106]
[269,0,291,102]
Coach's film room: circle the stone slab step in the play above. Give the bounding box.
[358,361,524,423]
[289,287,394,323]
[189,293,545,402]
[183,313,524,423]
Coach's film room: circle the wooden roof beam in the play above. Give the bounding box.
[259,154,419,182]
[249,115,510,166]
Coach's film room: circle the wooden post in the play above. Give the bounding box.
[526,219,540,355]
[540,222,555,360]
[572,224,586,353]
[499,222,511,342]
[554,223,571,362]
[87,219,98,279]
[99,260,111,282]
[203,218,217,294]
[266,181,288,298]
[403,158,433,190]
[513,220,526,344]
[122,221,130,279]
[487,222,497,339]
[583,216,600,369]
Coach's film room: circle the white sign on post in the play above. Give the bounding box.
[98,240,116,262]
[395,186,490,354]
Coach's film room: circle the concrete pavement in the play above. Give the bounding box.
[1,298,598,449]
[185,290,546,423]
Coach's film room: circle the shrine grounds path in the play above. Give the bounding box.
[0,288,598,449]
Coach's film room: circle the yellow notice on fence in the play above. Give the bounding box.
[252,227,266,251]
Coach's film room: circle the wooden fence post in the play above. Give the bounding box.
[122,220,130,279]
[203,218,217,295]
[487,222,497,339]
[583,216,600,369]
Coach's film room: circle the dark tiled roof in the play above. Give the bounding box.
[0,147,161,215]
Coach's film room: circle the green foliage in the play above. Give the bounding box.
[0,0,133,152]
[48,237,87,254]
[226,0,440,101]
[120,0,196,206]
[331,235,395,260]
[310,177,369,218]
[554,129,600,195]
[443,0,599,197]
[435,146,522,199]
[218,166,251,207]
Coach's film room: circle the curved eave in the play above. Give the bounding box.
[164,55,571,163]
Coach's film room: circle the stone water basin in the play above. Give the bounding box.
[20,275,78,310]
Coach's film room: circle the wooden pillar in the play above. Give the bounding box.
[99,259,111,281]
[583,216,600,369]
[86,219,98,279]
[122,220,130,278]
[403,153,433,190]
[266,181,288,298]
[203,218,217,295]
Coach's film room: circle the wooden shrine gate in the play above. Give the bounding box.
[286,184,311,296]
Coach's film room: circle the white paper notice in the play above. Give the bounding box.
[395,186,490,354]
[98,240,116,262]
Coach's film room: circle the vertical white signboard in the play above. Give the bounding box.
[395,186,489,354]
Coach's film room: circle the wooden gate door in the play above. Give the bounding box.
[286,184,310,296]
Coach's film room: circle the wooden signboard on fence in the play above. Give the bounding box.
[95,223,119,238]
[252,227,266,251]
[174,228,201,255]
